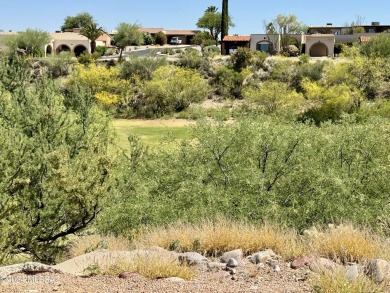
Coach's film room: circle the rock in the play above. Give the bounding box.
[309,257,340,273]
[213,270,231,278]
[291,256,314,269]
[178,252,208,265]
[345,263,359,281]
[0,262,63,279]
[248,249,276,265]
[364,259,390,283]
[207,262,226,271]
[221,249,243,265]
[164,277,185,282]
[273,265,281,272]
[226,258,239,268]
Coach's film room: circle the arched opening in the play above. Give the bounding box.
[309,42,329,57]
[46,45,52,55]
[73,45,87,57]
[56,44,71,53]
[256,41,273,53]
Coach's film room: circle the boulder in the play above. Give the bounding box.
[345,263,359,281]
[226,258,239,268]
[291,256,314,269]
[248,249,277,265]
[178,252,207,265]
[364,259,390,283]
[221,249,243,265]
[309,257,340,273]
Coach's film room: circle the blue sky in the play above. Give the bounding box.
[1,0,389,35]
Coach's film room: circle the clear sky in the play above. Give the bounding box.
[1,0,389,35]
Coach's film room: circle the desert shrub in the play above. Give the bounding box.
[360,33,390,58]
[177,49,204,69]
[99,116,390,235]
[300,79,362,123]
[95,46,107,56]
[243,81,305,115]
[231,47,254,71]
[0,59,113,263]
[212,66,245,99]
[281,45,300,57]
[191,31,215,46]
[160,48,175,55]
[265,57,299,86]
[143,32,154,45]
[252,51,269,70]
[203,45,220,58]
[154,32,167,46]
[141,65,209,116]
[119,54,168,81]
[39,51,76,78]
[77,51,101,64]
[67,64,130,105]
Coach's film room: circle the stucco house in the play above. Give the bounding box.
[46,31,90,56]
[139,28,199,44]
[221,35,251,55]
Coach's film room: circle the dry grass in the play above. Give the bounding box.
[307,224,388,264]
[133,219,305,260]
[68,235,131,258]
[310,268,386,293]
[83,250,195,280]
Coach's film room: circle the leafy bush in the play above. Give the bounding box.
[95,46,107,56]
[68,64,130,102]
[360,33,390,58]
[143,32,154,45]
[243,81,305,115]
[212,66,245,99]
[0,59,113,263]
[231,47,254,72]
[39,52,76,78]
[154,32,167,46]
[191,31,215,46]
[160,48,175,55]
[119,54,168,81]
[141,65,209,116]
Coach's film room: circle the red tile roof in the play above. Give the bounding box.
[223,35,251,42]
[359,36,371,42]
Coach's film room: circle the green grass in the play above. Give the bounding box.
[112,119,194,149]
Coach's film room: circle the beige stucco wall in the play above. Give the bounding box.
[305,35,335,57]
[250,34,281,53]
[49,32,91,54]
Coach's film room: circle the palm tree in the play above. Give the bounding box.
[80,22,104,54]
[205,6,218,13]
[221,0,229,41]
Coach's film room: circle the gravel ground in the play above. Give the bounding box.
[0,262,312,293]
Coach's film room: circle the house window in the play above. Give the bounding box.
[256,42,270,52]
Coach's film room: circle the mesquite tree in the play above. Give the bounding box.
[0,56,113,263]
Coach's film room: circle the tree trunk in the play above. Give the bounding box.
[221,0,229,41]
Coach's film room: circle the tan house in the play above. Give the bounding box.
[221,36,251,55]
[304,34,335,57]
[139,28,198,44]
[46,32,90,56]
[250,34,281,54]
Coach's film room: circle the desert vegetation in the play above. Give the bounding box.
[1,29,390,292]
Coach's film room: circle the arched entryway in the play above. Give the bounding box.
[56,44,71,53]
[256,41,272,53]
[73,45,87,57]
[46,45,52,55]
[309,42,329,57]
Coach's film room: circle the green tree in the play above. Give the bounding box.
[3,29,50,57]
[270,14,306,51]
[61,12,94,32]
[197,5,234,43]
[0,57,113,263]
[80,22,104,53]
[154,31,167,46]
[221,0,229,41]
[113,22,144,62]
